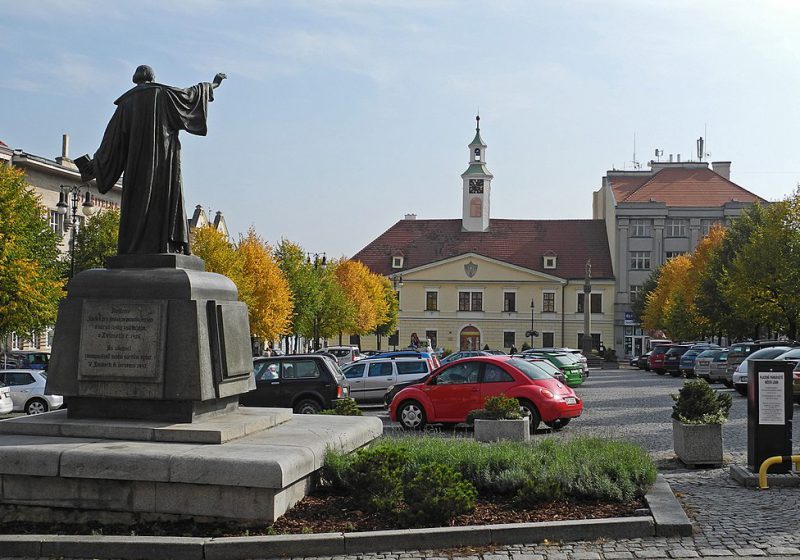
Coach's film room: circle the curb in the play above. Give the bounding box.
[0,477,692,559]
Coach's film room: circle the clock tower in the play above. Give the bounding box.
[461,115,493,232]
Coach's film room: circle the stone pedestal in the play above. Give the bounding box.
[474,418,530,443]
[672,419,723,467]
[46,255,254,423]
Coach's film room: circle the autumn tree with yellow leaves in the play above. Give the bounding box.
[0,163,64,346]
[238,228,293,342]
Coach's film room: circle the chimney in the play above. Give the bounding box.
[677,154,681,163]
[712,161,731,180]
[404,213,417,220]
[56,133,77,169]
[669,154,673,162]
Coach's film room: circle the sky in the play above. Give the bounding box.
[3,0,800,258]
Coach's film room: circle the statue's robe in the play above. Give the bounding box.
[92,82,214,255]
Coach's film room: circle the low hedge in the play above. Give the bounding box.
[323,435,656,511]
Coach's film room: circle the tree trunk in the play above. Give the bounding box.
[788,318,797,341]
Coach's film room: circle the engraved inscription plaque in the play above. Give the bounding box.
[78,300,166,381]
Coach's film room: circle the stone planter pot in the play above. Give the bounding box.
[672,418,723,467]
[474,417,530,443]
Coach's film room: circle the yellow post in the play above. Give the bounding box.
[758,455,800,489]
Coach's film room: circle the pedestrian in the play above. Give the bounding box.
[410,332,420,349]
[510,345,517,354]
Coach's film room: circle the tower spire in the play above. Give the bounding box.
[476,113,480,133]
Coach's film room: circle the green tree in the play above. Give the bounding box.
[0,163,64,346]
[275,239,321,351]
[631,268,659,324]
[71,208,120,274]
[373,276,399,350]
[725,195,800,340]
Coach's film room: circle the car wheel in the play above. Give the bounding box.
[398,400,426,430]
[293,398,322,414]
[25,398,49,415]
[545,418,571,431]
[723,380,733,389]
[669,370,681,378]
[518,400,541,433]
[655,369,665,375]
[735,385,748,397]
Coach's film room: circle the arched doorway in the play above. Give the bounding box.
[460,326,480,351]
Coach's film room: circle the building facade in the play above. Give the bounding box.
[592,159,766,359]
[354,119,615,353]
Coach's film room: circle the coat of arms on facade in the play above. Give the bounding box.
[464,261,478,278]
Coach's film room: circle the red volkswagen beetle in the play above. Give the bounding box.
[388,356,582,432]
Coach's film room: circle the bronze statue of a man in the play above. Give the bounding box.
[76,65,226,255]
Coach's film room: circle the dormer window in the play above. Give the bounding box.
[474,148,481,161]
[543,254,557,269]
[392,256,404,269]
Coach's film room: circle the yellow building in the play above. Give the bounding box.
[353,118,615,353]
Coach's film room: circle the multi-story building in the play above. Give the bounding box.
[353,119,615,353]
[592,158,766,359]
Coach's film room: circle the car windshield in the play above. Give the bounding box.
[526,359,562,376]
[777,349,800,360]
[508,358,551,380]
[697,349,720,359]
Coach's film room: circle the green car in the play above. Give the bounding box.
[525,351,585,387]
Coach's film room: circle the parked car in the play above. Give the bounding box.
[648,345,673,375]
[241,354,350,414]
[708,349,730,383]
[725,340,799,388]
[730,346,794,396]
[367,350,440,370]
[0,370,63,414]
[532,347,589,373]
[694,349,725,381]
[0,380,13,415]
[514,355,567,384]
[485,350,507,355]
[439,350,490,365]
[316,345,363,366]
[0,351,50,370]
[678,344,721,378]
[341,357,431,404]
[637,351,652,371]
[389,356,582,432]
[522,351,584,387]
[662,345,692,377]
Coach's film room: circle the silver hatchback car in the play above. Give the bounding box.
[0,370,64,414]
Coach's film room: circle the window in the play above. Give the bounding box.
[10,333,20,350]
[282,360,320,379]
[666,218,688,237]
[255,362,280,381]
[542,292,555,313]
[425,330,437,348]
[630,251,651,270]
[474,147,481,161]
[349,334,361,346]
[368,362,394,377]
[458,291,482,311]
[470,197,482,217]
[543,256,557,269]
[425,291,438,311]
[391,256,403,269]
[630,219,651,237]
[701,219,720,236]
[503,291,516,312]
[435,362,480,384]
[343,363,366,379]
[49,210,61,234]
[482,364,514,383]
[630,285,641,302]
[577,293,603,313]
[396,361,428,375]
[1,372,35,386]
[542,332,554,347]
[665,251,684,260]
[503,331,515,348]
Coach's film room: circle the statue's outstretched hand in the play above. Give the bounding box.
[212,73,227,88]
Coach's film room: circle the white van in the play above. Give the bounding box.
[318,346,363,366]
[341,357,431,403]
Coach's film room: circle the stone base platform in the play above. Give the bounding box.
[0,407,292,444]
[0,411,382,523]
[730,464,800,488]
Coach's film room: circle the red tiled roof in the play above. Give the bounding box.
[612,167,765,207]
[608,174,651,202]
[353,219,612,279]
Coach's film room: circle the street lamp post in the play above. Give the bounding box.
[307,252,327,351]
[528,298,537,348]
[56,185,95,278]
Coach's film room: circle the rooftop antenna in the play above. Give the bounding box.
[654,148,664,162]
[697,137,704,162]
[631,133,641,169]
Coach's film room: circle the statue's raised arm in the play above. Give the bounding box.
[75,65,225,256]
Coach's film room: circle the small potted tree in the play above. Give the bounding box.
[468,395,530,442]
[671,379,732,466]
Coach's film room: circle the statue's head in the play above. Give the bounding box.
[132,65,155,84]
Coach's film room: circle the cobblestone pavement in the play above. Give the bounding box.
[348,369,800,560]
[3,370,799,560]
